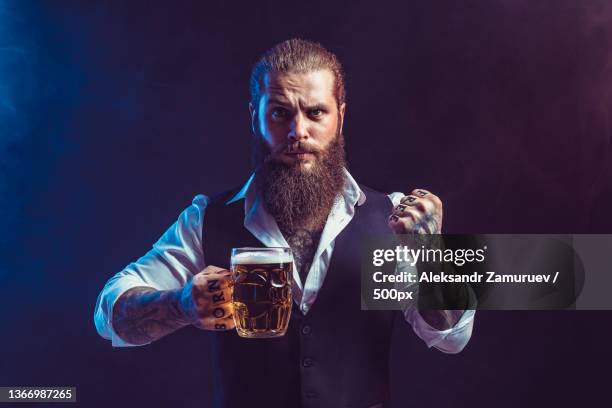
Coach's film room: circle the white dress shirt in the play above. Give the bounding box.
[94,168,475,352]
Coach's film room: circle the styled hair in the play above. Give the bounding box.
[249,38,346,111]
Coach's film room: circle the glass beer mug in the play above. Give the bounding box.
[230,247,293,338]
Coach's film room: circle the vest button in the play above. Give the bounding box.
[301,325,312,335]
[302,357,314,367]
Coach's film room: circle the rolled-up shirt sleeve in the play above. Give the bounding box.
[388,191,476,354]
[93,194,209,347]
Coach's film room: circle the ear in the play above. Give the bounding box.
[249,102,257,135]
[338,102,346,134]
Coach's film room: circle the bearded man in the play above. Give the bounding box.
[94,38,475,408]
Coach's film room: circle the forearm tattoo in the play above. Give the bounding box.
[112,286,190,345]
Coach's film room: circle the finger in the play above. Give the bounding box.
[388,214,415,234]
[201,265,230,275]
[198,315,236,331]
[197,299,234,320]
[411,189,431,198]
[194,286,233,309]
[389,208,423,233]
[193,273,233,291]
[395,197,432,215]
[400,194,419,205]
[411,189,442,208]
[206,273,234,285]
[211,287,234,308]
[399,207,425,226]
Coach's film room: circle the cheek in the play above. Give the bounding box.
[258,116,283,146]
[315,119,340,146]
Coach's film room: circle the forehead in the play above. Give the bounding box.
[261,69,336,105]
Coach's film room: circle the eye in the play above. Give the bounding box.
[271,107,289,121]
[310,108,324,118]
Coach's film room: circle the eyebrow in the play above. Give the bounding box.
[267,97,291,106]
[267,98,330,111]
[306,103,329,111]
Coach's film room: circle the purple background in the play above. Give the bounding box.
[1,1,611,406]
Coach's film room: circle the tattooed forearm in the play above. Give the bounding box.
[112,286,191,345]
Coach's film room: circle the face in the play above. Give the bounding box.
[249,69,346,172]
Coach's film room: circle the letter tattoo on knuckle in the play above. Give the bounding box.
[207,279,220,293]
[213,307,225,318]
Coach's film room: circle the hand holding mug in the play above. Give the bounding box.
[178,265,235,331]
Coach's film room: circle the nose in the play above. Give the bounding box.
[288,112,308,142]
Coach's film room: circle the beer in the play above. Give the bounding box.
[230,247,293,338]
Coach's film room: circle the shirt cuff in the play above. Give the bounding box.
[404,285,477,354]
[93,276,157,348]
[406,307,475,353]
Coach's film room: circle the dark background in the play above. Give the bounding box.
[1,0,611,406]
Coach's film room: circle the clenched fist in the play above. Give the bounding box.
[178,265,236,331]
[388,189,443,234]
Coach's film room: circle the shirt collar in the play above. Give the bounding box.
[225,167,366,209]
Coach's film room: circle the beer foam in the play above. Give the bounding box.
[232,250,293,264]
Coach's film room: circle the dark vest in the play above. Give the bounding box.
[203,185,397,408]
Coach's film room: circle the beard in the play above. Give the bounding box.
[253,127,347,235]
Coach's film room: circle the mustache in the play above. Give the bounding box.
[265,141,322,158]
[253,140,322,174]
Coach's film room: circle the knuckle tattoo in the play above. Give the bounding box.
[213,307,225,318]
[207,279,220,293]
[402,195,417,204]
